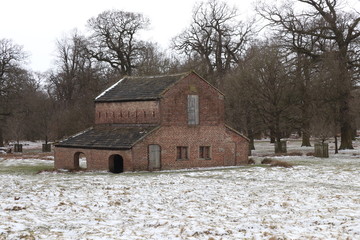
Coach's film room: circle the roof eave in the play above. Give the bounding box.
[94,97,160,103]
[54,144,131,150]
[130,125,161,147]
[225,125,250,141]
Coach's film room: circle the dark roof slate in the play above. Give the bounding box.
[56,125,158,150]
[95,72,189,102]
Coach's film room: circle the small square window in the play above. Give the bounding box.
[199,146,211,159]
[176,146,188,160]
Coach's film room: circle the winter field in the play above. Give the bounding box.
[0,140,360,240]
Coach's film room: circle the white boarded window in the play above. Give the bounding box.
[188,95,199,125]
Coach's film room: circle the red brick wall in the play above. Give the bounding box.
[54,147,133,171]
[95,101,160,124]
[225,127,250,165]
[160,73,225,126]
[55,72,249,172]
[129,72,248,171]
[131,125,249,171]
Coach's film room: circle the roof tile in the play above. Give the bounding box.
[56,125,158,150]
[95,73,189,102]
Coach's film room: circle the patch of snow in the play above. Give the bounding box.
[0,140,359,239]
[95,78,124,100]
[7,141,46,149]
[59,128,92,143]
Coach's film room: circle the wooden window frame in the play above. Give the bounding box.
[199,146,211,160]
[176,146,189,160]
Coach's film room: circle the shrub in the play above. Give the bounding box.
[286,151,303,156]
[248,158,255,164]
[261,158,274,164]
[261,158,293,168]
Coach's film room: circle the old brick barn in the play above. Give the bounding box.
[54,71,249,173]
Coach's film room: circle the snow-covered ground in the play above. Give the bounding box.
[0,140,359,240]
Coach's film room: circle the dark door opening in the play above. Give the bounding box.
[109,155,124,173]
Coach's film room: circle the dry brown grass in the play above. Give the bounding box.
[1,152,53,161]
[286,151,303,156]
[261,158,293,168]
[261,151,303,157]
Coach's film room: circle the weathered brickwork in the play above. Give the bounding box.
[95,101,160,124]
[54,72,249,172]
[132,125,248,171]
[160,74,224,126]
[55,147,133,171]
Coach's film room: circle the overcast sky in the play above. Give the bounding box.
[2,0,358,73]
[0,0,255,72]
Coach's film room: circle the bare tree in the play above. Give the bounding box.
[86,10,150,76]
[0,39,28,146]
[225,68,264,150]
[5,71,42,142]
[49,30,100,105]
[257,0,360,149]
[234,41,296,143]
[136,42,175,75]
[47,31,108,139]
[292,52,315,147]
[172,0,254,89]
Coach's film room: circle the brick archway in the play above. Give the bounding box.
[73,152,87,170]
[109,154,124,173]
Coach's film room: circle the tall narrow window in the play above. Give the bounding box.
[176,146,188,160]
[188,95,199,125]
[199,146,211,159]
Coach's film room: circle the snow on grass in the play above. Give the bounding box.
[0,140,359,239]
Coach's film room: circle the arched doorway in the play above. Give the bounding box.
[74,152,87,170]
[109,154,124,173]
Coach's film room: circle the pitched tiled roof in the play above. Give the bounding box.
[56,124,159,150]
[95,72,189,102]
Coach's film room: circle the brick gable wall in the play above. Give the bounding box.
[160,73,224,126]
[129,72,248,171]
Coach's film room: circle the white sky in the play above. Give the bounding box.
[0,0,255,72]
[1,0,358,72]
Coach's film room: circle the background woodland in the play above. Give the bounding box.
[0,0,359,150]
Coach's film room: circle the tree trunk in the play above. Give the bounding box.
[334,135,338,154]
[301,131,311,147]
[0,127,3,147]
[338,64,354,150]
[247,112,255,150]
[249,137,255,151]
[301,113,311,147]
[269,127,275,143]
[300,56,312,147]
[339,121,354,149]
[275,115,282,143]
